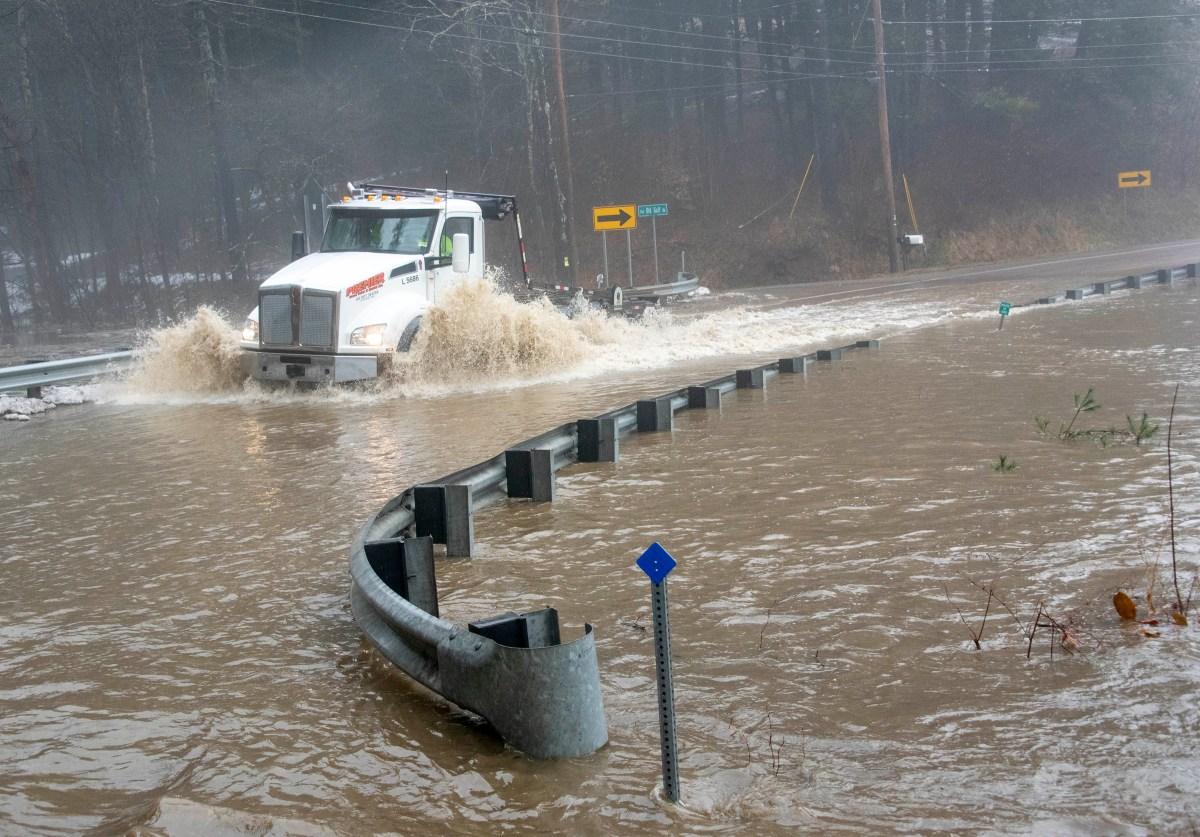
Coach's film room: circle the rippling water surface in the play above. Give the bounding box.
[1,274,1197,835]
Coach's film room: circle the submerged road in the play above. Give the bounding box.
[739,238,1200,308]
[0,239,1197,833]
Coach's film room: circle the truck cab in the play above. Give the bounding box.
[239,185,505,384]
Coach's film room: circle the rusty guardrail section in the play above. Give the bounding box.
[349,263,1195,758]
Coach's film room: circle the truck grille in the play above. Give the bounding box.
[300,294,335,347]
[260,290,293,346]
[258,287,337,349]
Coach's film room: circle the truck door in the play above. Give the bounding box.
[427,215,480,302]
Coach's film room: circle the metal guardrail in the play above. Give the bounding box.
[351,261,1196,759]
[350,337,880,758]
[0,350,134,396]
[1025,263,1196,307]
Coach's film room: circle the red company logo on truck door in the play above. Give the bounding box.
[346,272,385,299]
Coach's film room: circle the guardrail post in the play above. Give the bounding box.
[25,385,42,399]
[444,485,474,558]
[1126,275,1142,289]
[1187,263,1198,279]
[1093,282,1111,295]
[687,385,721,409]
[505,449,555,501]
[1036,295,1058,304]
[637,398,673,432]
[1158,268,1172,285]
[413,486,447,543]
[817,348,843,361]
[469,608,561,648]
[735,368,764,389]
[578,418,619,463]
[1066,288,1086,300]
[778,356,808,374]
[855,339,881,349]
[363,536,439,617]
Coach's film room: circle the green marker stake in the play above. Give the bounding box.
[998,301,1011,331]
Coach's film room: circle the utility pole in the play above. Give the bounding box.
[871,0,901,273]
[548,0,580,284]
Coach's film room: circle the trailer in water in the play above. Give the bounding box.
[238,183,702,384]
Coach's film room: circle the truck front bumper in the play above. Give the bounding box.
[242,349,383,384]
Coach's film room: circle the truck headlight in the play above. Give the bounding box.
[350,323,388,346]
[242,318,259,342]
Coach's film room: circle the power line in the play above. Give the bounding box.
[884,12,1200,25]
[399,0,848,48]
[889,58,1200,75]
[298,0,861,67]
[258,0,1200,73]
[874,37,1200,57]
[200,0,868,81]
[194,0,1200,87]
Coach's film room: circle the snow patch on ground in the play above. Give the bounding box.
[0,385,93,422]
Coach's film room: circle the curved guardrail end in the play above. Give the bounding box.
[438,624,607,759]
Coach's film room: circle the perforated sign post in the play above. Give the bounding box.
[998,300,1011,331]
[636,542,680,803]
[638,203,669,285]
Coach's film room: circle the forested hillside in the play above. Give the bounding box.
[1,0,1197,335]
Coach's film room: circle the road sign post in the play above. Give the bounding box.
[636,542,680,803]
[626,229,634,288]
[637,204,669,286]
[594,204,638,288]
[652,218,659,284]
[601,232,609,283]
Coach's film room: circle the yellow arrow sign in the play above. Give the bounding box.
[592,204,637,231]
[1118,170,1151,189]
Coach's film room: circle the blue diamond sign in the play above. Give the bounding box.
[636,542,677,584]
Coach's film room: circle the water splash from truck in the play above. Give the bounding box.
[122,306,248,394]
[110,274,969,402]
[391,280,591,383]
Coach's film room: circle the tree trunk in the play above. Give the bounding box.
[0,252,14,340]
[547,0,580,283]
[14,3,67,324]
[195,3,246,283]
[947,0,968,61]
[968,0,987,67]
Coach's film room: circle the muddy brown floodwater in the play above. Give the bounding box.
[0,272,1197,835]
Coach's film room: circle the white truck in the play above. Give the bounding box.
[239,184,528,383]
[239,182,698,384]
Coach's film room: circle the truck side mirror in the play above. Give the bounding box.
[291,231,307,262]
[451,233,470,274]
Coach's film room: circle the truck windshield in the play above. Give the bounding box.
[322,209,438,254]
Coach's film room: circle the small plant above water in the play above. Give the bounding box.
[1034,387,1160,447]
[1065,387,1101,436]
[1126,412,1160,446]
[992,455,1018,472]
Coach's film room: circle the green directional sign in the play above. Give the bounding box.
[638,203,669,218]
[998,301,1012,317]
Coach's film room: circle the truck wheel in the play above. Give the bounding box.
[397,316,422,351]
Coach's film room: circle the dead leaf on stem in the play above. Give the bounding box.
[1171,612,1188,627]
[1113,591,1137,621]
